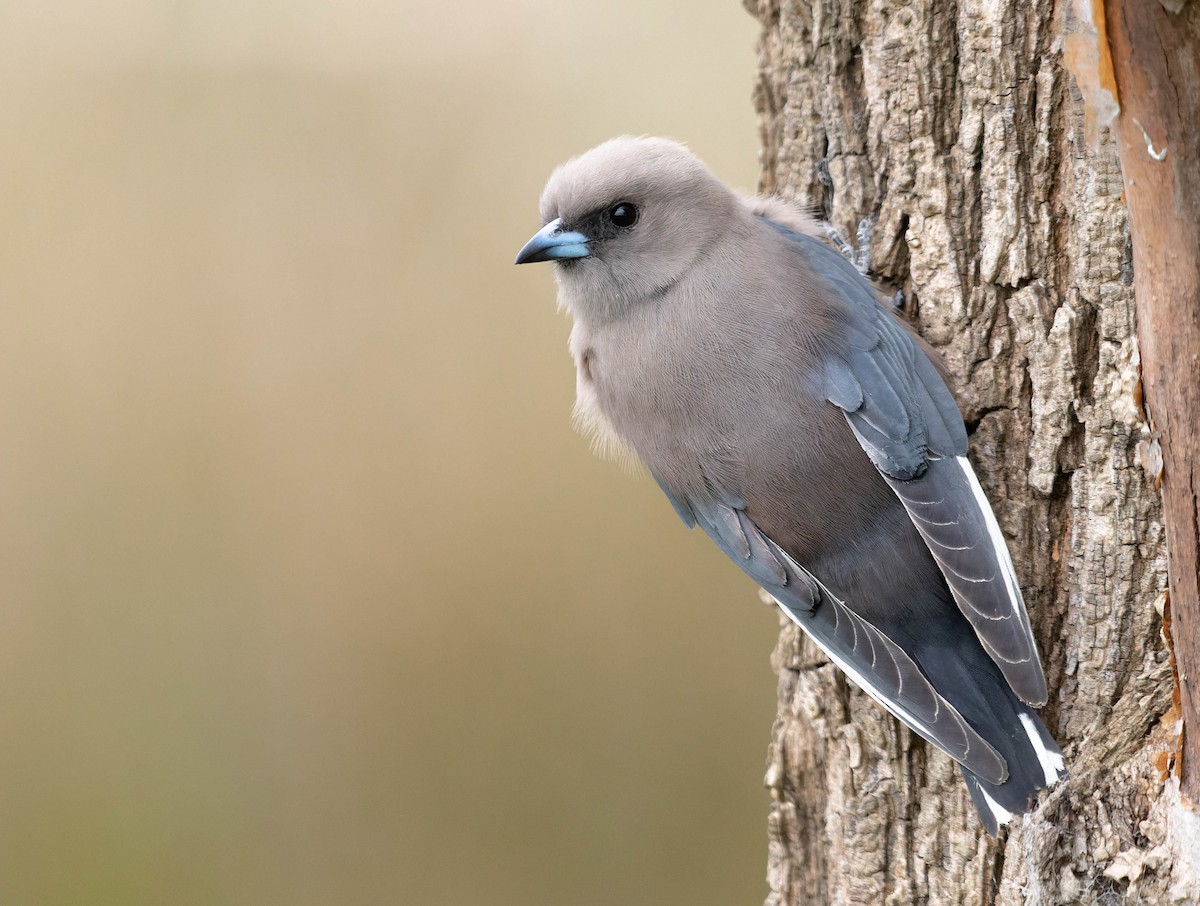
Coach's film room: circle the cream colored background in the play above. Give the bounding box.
[0,3,776,903]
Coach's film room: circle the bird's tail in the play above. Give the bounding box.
[909,626,1066,835]
[959,703,1065,835]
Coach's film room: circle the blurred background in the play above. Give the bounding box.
[0,2,774,903]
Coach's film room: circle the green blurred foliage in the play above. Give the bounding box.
[0,3,776,904]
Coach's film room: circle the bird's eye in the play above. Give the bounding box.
[607,202,639,228]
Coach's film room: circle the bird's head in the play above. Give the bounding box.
[515,136,738,321]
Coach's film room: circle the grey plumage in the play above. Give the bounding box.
[516,136,1065,834]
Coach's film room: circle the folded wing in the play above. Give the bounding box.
[765,220,1048,706]
[655,478,1009,783]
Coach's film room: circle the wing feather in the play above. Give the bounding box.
[665,487,1008,783]
[766,219,1048,706]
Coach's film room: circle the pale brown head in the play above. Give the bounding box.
[515,136,739,321]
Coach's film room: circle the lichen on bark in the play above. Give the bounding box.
[744,0,1192,902]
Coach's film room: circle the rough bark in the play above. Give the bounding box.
[745,0,1200,902]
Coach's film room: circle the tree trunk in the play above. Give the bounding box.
[745,0,1200,902]
[1106,0,1200,812]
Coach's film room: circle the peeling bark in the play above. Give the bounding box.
[1107,0,1200,808]
[745,0,1198,901]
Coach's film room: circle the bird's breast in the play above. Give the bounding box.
[568,326,637,465]
[574,311,902,570]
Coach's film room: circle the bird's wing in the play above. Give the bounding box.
[765,219,1047,706]
[655,477,1008,783]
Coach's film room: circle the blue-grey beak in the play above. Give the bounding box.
[514,218,591,265]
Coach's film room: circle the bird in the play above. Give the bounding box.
[514,136,1065,834]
